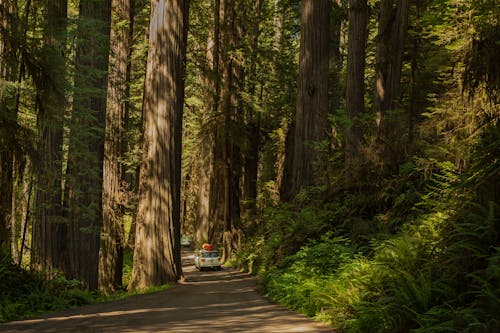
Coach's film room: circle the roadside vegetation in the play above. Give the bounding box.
[233,127,499,332]
[227,1,500,331]
[0,249,168,322]
[0,261,95,322]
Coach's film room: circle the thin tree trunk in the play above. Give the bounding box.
[10,166,18,263]
[329,0,346,147]
[18,158,32,266]
[345,0,368,183]
[10,156,19,263]
[408,1,421,148]
[129,0,189,289]
[0,153,13,261]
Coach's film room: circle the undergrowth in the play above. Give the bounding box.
[0,262,95,322]
[0,248,169,322]
[235,124,499,332]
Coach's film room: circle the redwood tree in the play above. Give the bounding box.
[98,0,131,293]
[241,0,263,217]
[373,0,409,170]
[345,0,368,182]
[286,0,331,200]
[194,0,220,245]
[0,0,15,260]
[31,0,69,275]
[129,0,189,289]
[65,0,111,290]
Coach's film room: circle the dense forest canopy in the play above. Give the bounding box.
[1,0,499,330]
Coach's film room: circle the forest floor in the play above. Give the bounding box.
[0,250,333,332]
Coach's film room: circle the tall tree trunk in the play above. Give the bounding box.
[241,118,259,214]
[195,0,220,245]
[287,0,330,199]
[66,0,111,289]
[10,156,19,263]
[0,153,13,261]
[373,0,409,169]
[18,158,32,266]
[374,0,409,125]
[408,1,421,149]
[329,0,346,145]
[99,0,131,293]
[195,137,213,244]
[32,0,69,275]
[0,0,16,261]
[129,0,189,289]
[345,0,368,183]
[241,0,263,218]
[220,0,242,261]
[275,1,295,201]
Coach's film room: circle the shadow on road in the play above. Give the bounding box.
[0,249,333,333]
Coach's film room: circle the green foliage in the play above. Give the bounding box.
[260,202,338,266]
[0,252,168,322]
[230,236,266,274]
[0,261,95,322]
[262,234,358,317]
[122,249,134,288]
[237,116,499,332]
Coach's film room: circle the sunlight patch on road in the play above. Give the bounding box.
[9,307,176,324]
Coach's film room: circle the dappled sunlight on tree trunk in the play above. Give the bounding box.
[129,0,189,290]
[99,0,132,294]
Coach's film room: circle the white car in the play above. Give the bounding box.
[194,250,222,271]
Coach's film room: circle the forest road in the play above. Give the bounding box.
[0,250,333,332]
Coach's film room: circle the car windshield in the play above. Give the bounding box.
[201,251,219,258]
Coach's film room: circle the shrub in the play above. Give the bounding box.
[0,262,95,322]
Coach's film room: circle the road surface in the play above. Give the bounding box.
[0,251,333,332]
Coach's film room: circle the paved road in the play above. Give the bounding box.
[0,251,333,332]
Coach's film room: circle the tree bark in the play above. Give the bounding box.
[373,0,409,170]
[129,0,189,289]
[195,136,213,244]
[0,0,15,261]
[241,0,263,217]
[220,0,242,261]
[18,158,32,266]
[329,0,346,148]
[10,156,19,263]
[408,2,421,148]
[195,0,220,245]
[66,0,111,290]
[31,0,69,275]
[287,0,330,199]
[374,0,409,125]
[99,0,131,293]
[345,0,368,182]
[0,151,13,261]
